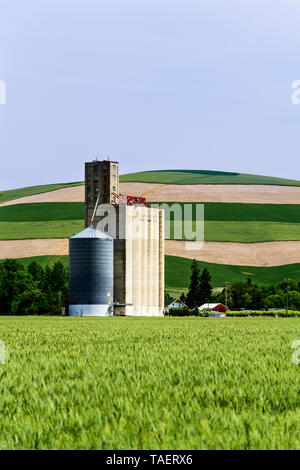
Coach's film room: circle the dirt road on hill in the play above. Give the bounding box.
[2,183,300,206]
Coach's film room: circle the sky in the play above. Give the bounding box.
[1,0,300,189]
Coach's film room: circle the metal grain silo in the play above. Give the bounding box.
[69,227,113,316]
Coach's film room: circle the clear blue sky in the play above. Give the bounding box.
[1,0,300,189]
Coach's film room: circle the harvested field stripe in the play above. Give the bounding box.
[3,183,300,206]
[1,238,300,268]
[164,240,300,267]
[120,183,300,204]
[0,239,69,259]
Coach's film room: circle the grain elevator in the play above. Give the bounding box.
[69,159,164,316]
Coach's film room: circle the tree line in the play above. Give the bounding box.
[0,260,68,315]
[1,258,300,315]
[167,259,300,311]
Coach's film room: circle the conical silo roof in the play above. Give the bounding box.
[70,226,112,240]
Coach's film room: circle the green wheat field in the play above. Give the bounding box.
[2,201,300,243]
[1,316,300,450]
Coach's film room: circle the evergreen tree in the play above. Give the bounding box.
[198,268,213,306]
[164,291,174,307]
[185,259,201,309]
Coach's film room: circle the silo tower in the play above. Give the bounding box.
[69,226,114,316]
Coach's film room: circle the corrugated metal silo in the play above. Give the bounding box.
[69,227,113,316]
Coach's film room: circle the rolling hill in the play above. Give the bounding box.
[120,169,300,186]
[0,182,83,204]
[1,169,300,288]
[2,168,300,205]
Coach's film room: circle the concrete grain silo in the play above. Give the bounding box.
[69,227,113,316]
[80,158,165,317]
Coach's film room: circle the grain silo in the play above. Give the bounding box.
[81,159,165,317]
[69,226,113,316]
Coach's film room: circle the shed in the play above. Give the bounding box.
[199,303,228,313]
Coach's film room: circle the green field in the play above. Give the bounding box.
[9,255,70,269]
[7,254,300,289]
[0,182,83,205]
[169,220,300,242]
[120,169,300,186]
[2,201,299,224]
[0,316,300,450]
[0,221,84,240]
[156,202,300,223]
[156,202,300,242]
[0,203,84,240]
[165,255,300,288]
[204,221,300,243]
[1,202,300,242]
[0,202,84,222]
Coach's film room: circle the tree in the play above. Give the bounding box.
[265,293,285,309]
[164,291,174,307]
[27,262,45,286]
[0,260,42,315]
[198,268,213,306]
[288,291,300,310]
[249,285,265,310]
[185,259,201,309]
[49,262,68,296]
[230,282,252,309]
[0,259,68,315]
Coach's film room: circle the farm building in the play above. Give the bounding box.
[164,299,188,314]
[199,303,228,313]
